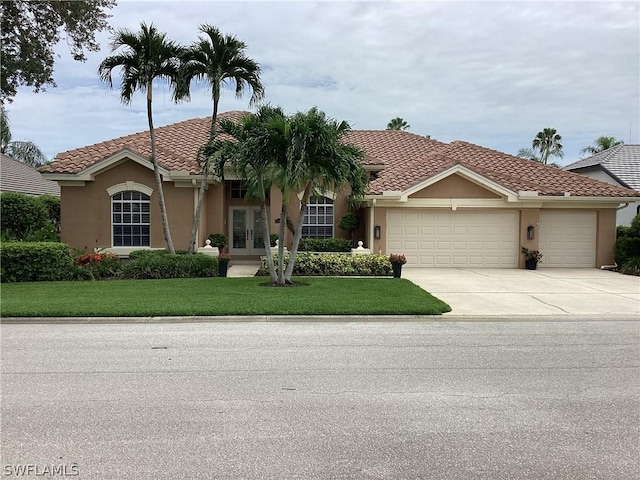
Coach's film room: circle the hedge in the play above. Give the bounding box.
[0,242,74,282]
[122,252,218,279]
[258,252,392,276]
[614,214,640,276]
[0,192,49,239]
[299,237,352,252]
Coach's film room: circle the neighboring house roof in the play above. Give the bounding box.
[41,112,639,199]
[1,153,60,196]
[563,144,640,191]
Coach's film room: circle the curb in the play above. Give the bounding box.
[1,314,638,324]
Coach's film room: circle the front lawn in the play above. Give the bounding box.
[0,277,451,317]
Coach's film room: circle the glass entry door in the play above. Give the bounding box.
[229,206,265,255]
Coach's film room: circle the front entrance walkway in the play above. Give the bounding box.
[401,268,640,317]
[227,260,261,278]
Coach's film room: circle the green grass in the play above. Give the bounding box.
[0,277,451,317]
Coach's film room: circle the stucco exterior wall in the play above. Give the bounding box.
[409,174,500,199]
[60,160,198,250]
[596,208,616,266]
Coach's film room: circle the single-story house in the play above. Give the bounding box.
[40,111,639,268]
[1,153,60,196]
[564,145,640,226]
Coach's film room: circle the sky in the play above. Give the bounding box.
[5,0,640,166]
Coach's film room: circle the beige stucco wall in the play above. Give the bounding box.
[596,208,616,266]
[409,174,500,199]
[61,160,197,250]
[204,183,225,245]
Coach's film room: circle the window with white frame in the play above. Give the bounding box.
[112,191,150,246]
[302,196,334,238]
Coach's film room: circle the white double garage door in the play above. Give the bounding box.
[387,210,596,268]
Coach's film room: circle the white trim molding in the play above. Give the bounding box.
[106,181,154,197]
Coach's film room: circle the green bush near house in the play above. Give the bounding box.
[0,242,74,282]
[614,214,640,276]
[122,252,218,279]
[258,252,392,277]
[613,215,640,276]
[299,237,352,252]
[207,233,228,249]
[0,192,50,240]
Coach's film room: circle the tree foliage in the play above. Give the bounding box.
[0,106,47,165]
[180,24,264,253]
[532,128,563,165]
[518,128,564,165]
[581,135,623,157]
[1,0,116,102]
[98,22,185,253]
[214,106,367,285]
[386,117,410,131]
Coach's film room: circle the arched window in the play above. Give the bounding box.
[302,196,334,238]
[111,191,150,246]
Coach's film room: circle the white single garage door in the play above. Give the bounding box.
[387,210,519,267]
[538,211,596,268]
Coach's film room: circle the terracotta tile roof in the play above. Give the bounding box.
[40,111,248,174]
[42,111,639,199]
[564,144,640,191]
[442,141,639,198]
[1,154,60,196]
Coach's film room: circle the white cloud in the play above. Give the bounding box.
[6,0,639,163]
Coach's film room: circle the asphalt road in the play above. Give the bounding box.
[1,321,639,479]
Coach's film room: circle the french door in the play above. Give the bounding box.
[229,206,265,255]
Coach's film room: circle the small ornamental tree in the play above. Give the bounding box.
[339,211,360,247]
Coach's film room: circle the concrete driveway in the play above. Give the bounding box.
[402,268,640,318]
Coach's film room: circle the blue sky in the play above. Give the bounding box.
[5,0,640,165]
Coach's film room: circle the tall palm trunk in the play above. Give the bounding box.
[188,96,219,253]
[284,182,312,282]
[147,82,175,254]
[260,201,277,283]
[277,200,288,284]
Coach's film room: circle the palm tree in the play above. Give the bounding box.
[516,147,542,163]
[283,108,367,283]
[181,24,264,253]
[531,128,563,165]
[1,106,47,165]
[213,106,286,284]
[98,22,184,253]
[214,106,367,285]
[581,136,623,157]
[386,117,410,131]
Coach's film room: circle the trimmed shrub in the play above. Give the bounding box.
[122,252,218,279]
[258,252,392,277]
[0,242,74,282]
[620,257,640,276]
[0,192,49,239]
[614,214,640,271]
[74,252,122,280]
[127,249,168,260]
[208,233,228,249]
[299,237,352,252]
[39,195,60,232]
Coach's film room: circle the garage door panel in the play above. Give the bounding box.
[538,211,596,268]
[386,210,518,268]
